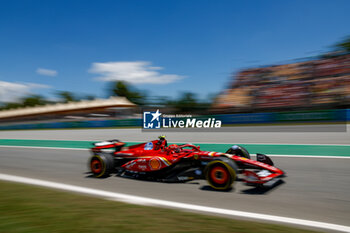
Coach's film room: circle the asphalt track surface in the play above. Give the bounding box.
[0,125,350,231]
[1,124,350,144]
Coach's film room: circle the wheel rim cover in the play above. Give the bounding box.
[91,159,102,173]
[210,166,228,184]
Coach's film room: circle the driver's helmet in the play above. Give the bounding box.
[155,135,167,149]
[168,144,180,153]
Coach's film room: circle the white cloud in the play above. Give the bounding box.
[89,61,184,84]
[36,68,58,77]
[0,81,50,103]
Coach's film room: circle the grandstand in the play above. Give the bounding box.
[0,96,137,124]
[213,53,350,112]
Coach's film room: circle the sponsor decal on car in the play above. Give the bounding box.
[144,142,153,150]
[138,165,148,171]
[125,161,137,169]
[149,158,161,170]
[94,141,113,147]
[159,157,172,166]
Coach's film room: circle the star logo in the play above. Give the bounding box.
[143,109,162,129]
[150,109,161,122]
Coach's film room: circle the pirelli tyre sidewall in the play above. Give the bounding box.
[204,157,238,190]
[90,153,115,178]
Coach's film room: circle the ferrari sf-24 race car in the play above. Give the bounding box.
[89,136,285,190]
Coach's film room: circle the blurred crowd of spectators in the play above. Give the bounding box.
[214,53,350,112]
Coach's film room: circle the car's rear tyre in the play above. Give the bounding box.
[204,157,238,190]
[90,153,115,178]
[226,145,250,159]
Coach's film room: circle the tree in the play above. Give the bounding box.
[0,95,47,110]
[169,92,213,113]
[83,95,96,101]
[56,91,76,103]
[1,102,23,110]
[174,92,198,113]
[21,95,46,107]
[335,36,350,53]
[110,81,146,105]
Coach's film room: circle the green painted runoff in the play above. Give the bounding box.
[0,139,349,157]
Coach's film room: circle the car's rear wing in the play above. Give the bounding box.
[91,140,125,152]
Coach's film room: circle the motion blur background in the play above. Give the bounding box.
[1,2,350,232]
[0,0,349,127]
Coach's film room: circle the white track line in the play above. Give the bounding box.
[1,145,349,159]
[2,139,350,146]
[178,142,350,146]
[0,173,349,232]
[266,154,350,159]
[0,145,88,150]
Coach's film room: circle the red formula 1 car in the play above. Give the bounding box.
[89,136,285,190]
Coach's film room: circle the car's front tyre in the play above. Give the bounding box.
[204,157,238,190]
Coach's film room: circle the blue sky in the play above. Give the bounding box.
[0,0,349,102]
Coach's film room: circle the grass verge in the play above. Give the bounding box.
[0,181,319,233]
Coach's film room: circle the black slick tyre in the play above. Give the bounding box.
[90,153,115,178]
[204,157,238,190]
